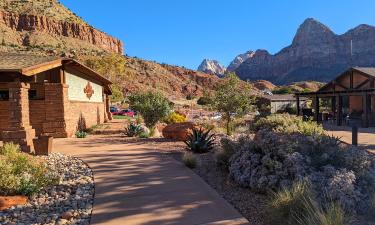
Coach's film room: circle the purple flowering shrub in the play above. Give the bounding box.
[226,114,375,215]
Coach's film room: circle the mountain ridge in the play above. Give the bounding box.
[234,18,375,84]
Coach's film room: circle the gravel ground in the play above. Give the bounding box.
[0,153,94,225]
[151,140,268,225]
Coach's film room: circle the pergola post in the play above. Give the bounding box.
[363,94,369,128]
[336,95,343,126]
[331,96,336,118]
[296,95,300,116]
[313,96,320,122]
[2,82,36,153]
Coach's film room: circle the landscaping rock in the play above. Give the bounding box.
[162,122,198,141]
[0,153,94,225]
[0,196,28,211]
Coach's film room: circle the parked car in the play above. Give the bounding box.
[110,106,119,113]
[113,109,136,117]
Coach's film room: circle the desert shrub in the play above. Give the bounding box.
[183,152,197,169]
[184,128,215,153]
[253,113,324,136]
[139,132,150,139]
[125,123,143,137]
[267,181,312,225]
[272,87,294,95]
[197,96,212,105]
[129,91,171,128]
[268,182,350,225]
[0,143,58,196]
[297,200,350,225]
[215,137,237,169]
[227,114,375,216]
[164,112,186,124]
[75,131,87,138]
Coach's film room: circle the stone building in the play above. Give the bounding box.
[0,53,112,152]
[296,67,375,127]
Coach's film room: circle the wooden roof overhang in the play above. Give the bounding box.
[295,88,375,98]
[295,67,375,99]
[0,54,112,95]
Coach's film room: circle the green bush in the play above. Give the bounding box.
[215,137,236,169]
[125,123,143,137]
[75,131,88,138]
[253,114,324,136]
[197,96,212,105]
[129,91,171,128]
[139,132,150,139]
[272,87,294,95]
[184,128,215,153]
[0,143,58,196]
[164,112,186,124]
[183,152,197,169]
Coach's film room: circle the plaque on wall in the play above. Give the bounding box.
[83,82,95,100]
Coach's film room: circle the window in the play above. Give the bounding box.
[28,90,38,100]
[0,90,9,101]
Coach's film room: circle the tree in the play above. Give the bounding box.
[212,73,254,135]
[110,84,124,103]
[128,91,171,128]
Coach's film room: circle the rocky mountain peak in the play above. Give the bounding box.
[227,50,255,72]
[197,59,226,77]
[292,18,335,46]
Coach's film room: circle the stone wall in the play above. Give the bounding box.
[65,101,106,137]
[29,100,46,136]
[0,101,9,138]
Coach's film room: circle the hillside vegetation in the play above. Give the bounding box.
[0,0,85,24]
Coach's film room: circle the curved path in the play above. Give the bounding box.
[54,133,249,225]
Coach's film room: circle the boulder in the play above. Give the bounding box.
[162,122,198,141]
[0,196,28,211]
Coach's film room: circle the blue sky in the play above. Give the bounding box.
[60,0,375,70]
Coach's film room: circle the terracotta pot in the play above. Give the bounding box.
[0,196,28,211]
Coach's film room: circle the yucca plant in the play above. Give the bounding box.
[184,128,215,153]
[125,123,143,137]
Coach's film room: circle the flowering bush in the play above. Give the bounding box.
[164,112,186,124]
[226,114,375,216]
[0,143,58,196]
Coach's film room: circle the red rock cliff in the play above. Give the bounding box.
[0,10,123,54]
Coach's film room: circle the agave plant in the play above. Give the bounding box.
[125,123,143,137]
[184,128,215,153]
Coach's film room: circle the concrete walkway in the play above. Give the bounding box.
[324,125,375,153]
[54,134,249,225]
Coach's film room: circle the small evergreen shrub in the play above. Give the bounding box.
[75,131,87,138]
[164,112,186,124]
[183,152,197,169]
[184,128,215,153]
[0,143,58,196]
